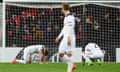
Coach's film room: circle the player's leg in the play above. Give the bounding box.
[59,41,69,63]
[82,55,86,66]
[11,48,25,64]
[86,58,93,65]
[84,54,94,66]
[66,41,76,72]
[59,40,68,62]
[16,49,31,64]
[96,53,104,65]
[97,58,101,65]
[16,59,31,64]
[38,52,43,64]
[69,39,76,71]
[16,59,26,64]
[66,52,76,72]
[59,41,74,72]
[42,48,49,64]
[88,58,95,66]
[94,51,104,65]
[82,51,86,66]
[16,54,31,64]
[24,50,31,64]
[16,48,25,59]
[59,52,76,72]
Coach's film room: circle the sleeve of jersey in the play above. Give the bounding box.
[58,27,64,39]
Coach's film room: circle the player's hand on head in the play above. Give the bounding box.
[55,37,59,43]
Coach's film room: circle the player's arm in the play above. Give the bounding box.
[66,29,71,45]
[58,27,64,39]
[43,55,47,64]
[55,27,64,43]
[41,46,48,64]
[38,51,43,64]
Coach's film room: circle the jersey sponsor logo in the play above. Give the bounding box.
[67,21,72,23]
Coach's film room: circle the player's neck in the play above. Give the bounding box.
[64,11,70,16]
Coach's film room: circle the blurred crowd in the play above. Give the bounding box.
[5,4,120,49]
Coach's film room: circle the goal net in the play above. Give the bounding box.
[0,3,2,47]
[5,2,120,62]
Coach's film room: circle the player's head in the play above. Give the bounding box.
[42,48,49,56]
[62,3,70,14]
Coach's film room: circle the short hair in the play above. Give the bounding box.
[62,3,70,11]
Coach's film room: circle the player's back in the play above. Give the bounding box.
[85,43,102,54]
[25,45,43,53]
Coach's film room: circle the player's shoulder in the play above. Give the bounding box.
[66,13,75,19]
[65,16,75,23]
[66,15,75,19]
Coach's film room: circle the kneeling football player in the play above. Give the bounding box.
[11,45,49,64]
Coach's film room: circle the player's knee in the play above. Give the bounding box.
[59,53,64,57]
[67,53,72,57]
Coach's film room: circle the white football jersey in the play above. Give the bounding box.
[58,14,75,39]
[85,43,102,54]
[25,45,44,53]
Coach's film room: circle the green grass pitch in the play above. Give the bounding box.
[0,63,120,72]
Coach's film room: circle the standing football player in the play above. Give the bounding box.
[55,3,76,72]
[11,45,49,64]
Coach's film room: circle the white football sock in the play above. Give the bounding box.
[83,55,90,62]
[16,60,26,64]
[67,61,73,72]
[61,55,73,72]
[83,52,92,62]
[86,57,90,62]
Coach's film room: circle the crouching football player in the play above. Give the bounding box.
[11,45,49,64]
[82,40,104,66]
